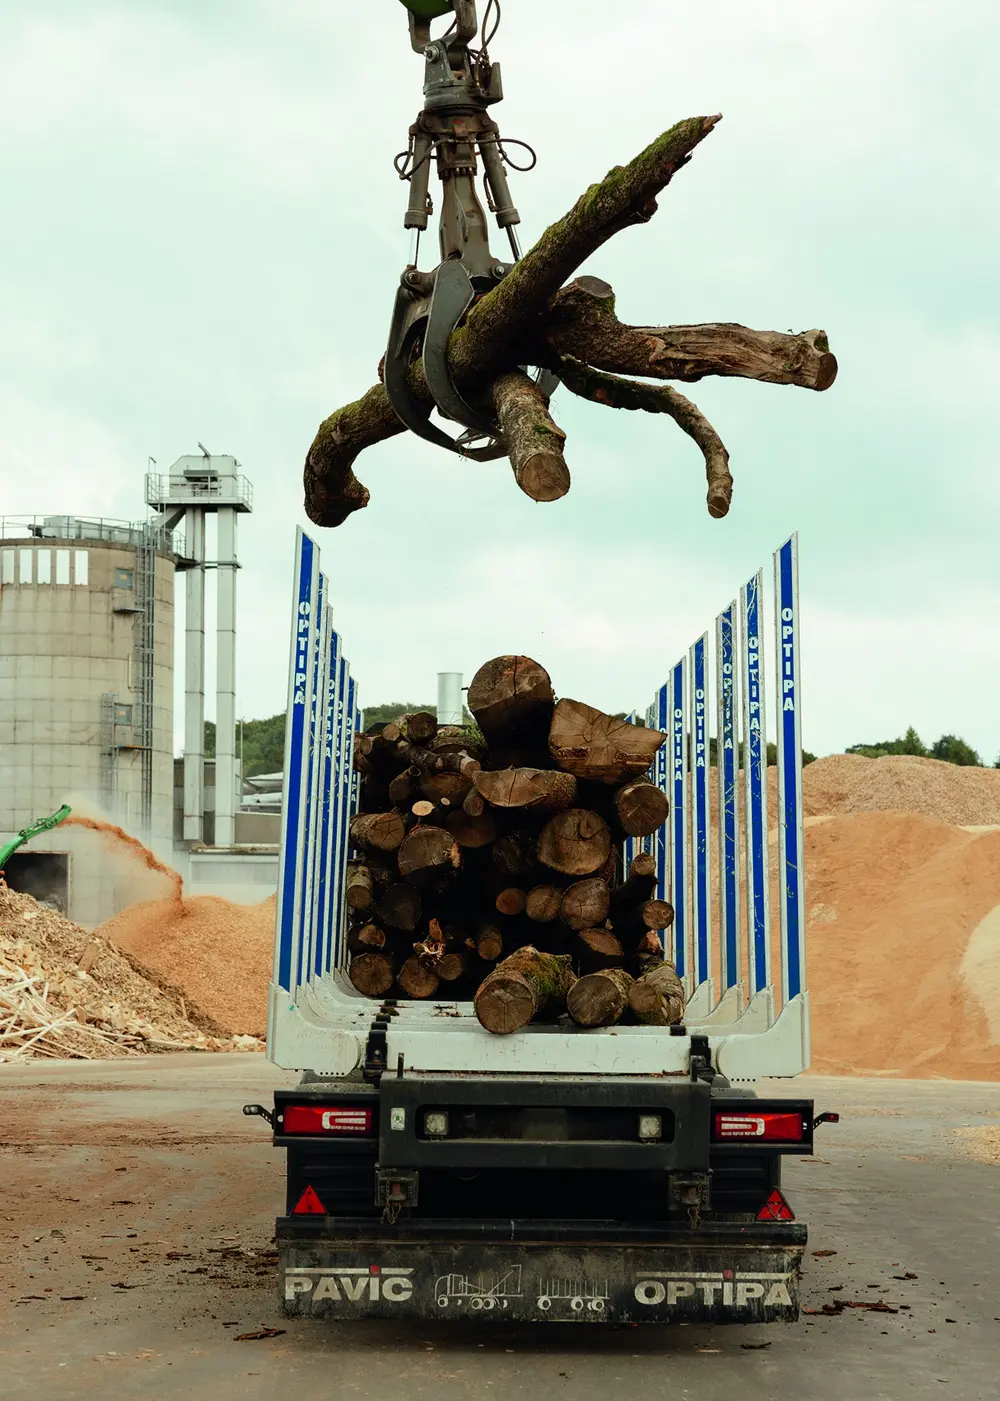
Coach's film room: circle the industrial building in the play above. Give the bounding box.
[0,451,279,926]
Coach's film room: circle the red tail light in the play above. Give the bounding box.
[280,1104,374,1136]
[757,1188,795,1221]
[713,1111,805,1143]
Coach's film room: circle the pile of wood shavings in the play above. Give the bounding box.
[0,883,262,1061]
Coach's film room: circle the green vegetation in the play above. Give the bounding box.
[846,727,985,767]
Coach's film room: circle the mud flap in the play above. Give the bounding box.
[279,1235,803,1324]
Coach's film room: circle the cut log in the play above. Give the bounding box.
[492,369,570,502]
[400,710,438,744]
[462,786,486,817]
[397,956,441,1000]
[398,826,462,878]
[549,698,666,784]
[445,808,498,849]
[567,967,635,1028]
[614,780,669,837]
[375,881,423,932]
[474,947,576,1034]
[349,952,394,997]
[467,655,555,746]
[473,922,504,962]
[420,771,473,804]
[574,928,624,973]
[347,922,386,954]
[473,766,577,813]
[345,864,375,912]
[628,961,685,1025]
[537,809,611,876]
[388,766,421,805]
[381,722,402,743]
[495,887,526,917]
[350,810,406,853]
[525,884,564,923]
[437,950,473,983]
[491,831,538,879]
[610,852,658,913]
[634,930,665,971]
[559,877,610,932]
[641,899,675,931]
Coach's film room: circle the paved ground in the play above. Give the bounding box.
[1,1056,998,1401]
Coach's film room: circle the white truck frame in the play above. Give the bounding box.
[267,530,809,1084]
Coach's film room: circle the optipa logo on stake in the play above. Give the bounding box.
[285,1265,414,1303]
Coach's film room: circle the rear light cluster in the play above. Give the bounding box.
[713,1111,805,1143]
[279,1104,374,1136]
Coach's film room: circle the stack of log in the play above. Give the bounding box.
[347,655,685,1035]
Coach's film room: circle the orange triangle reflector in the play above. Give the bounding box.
[292,1185,326,1215]
[757,1189,795,1221]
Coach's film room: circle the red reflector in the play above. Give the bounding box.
[281,1104,374,1135]
[292,1185,326,1215]
[714,1111,805,1142]
[757,1189,795,1221]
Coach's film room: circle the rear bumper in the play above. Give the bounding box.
[278,1216,806,1323]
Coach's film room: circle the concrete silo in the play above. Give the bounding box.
[0,516,177,923]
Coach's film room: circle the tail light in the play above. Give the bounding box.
[279,1104,374,1136]
[713,1111,806,1143]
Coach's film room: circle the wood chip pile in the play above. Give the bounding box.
[349,653,686,1034]
[0,883,262,1061]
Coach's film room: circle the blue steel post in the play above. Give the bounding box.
[669,659,689,985]
[330,664,354,974]
[715,601,741,991]
[652,686,669,881]
[690,634,711,990]
[298,572,326,990]
[273,530,318,996]
[774,535,806,1003]
[314,619,341,978]
[740,571,771,998]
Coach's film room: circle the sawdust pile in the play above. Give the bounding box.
[0,883,260,1061]
[804,812,1000,1080]
[97,894,276,1038]
[799,754,1000,827]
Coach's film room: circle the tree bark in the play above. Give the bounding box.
[350,810,406,854]
[349,952,395,997]
[628,961,686,1025]
[525,884,563,923]
[397,826,462,878]
[474,766,577,813]
[613,779,669,838]
[468,655,555,747]
[567,967,634,1028]
[542,278,838,390]
[462,786,487,817]
[388,766,421,805]
[421,771,474,804]
[491,371,570,502]
[474,947,576,1035]
[549,698,666,784]
[559,877,611,932]
[611,851,658,913]
[491,831,538,879]
[537,808,611,876]
[345,864,376,913]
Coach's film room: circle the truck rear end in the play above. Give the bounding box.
[252,530,820,1325]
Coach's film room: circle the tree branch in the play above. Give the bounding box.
[554,356,733,519]
[449,115,721,381]
[492,372,570,503]
[542,277,838,390]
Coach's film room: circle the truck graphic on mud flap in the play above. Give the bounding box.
[536,1279,610,1315]
[435,1266,523,1310]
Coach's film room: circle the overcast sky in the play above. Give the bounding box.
[2,0,997,762]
